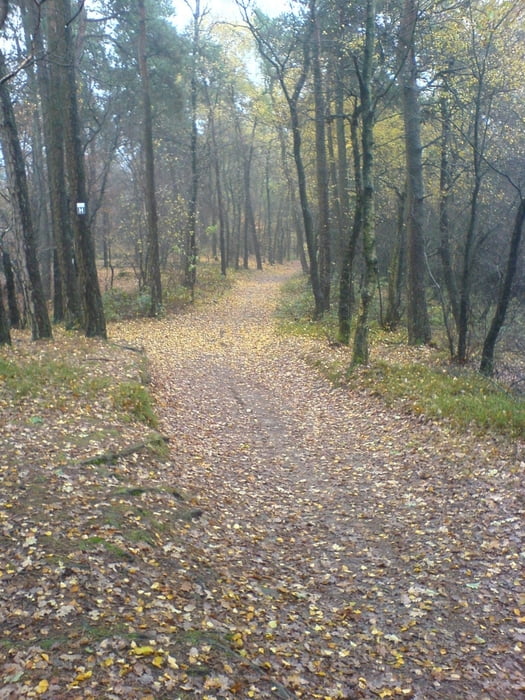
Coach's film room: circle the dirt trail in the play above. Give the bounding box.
[117,264,523,699]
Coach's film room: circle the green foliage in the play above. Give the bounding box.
[0,356,78,399]
[102,289,154,321]
[111,381,158,427]
[103,262,237,321]
[275,274,326,337]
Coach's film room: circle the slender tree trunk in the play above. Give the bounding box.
[438,92,459,333]
[0,282,10,345]
[242,127,263,271]
[207,105,227,276]
[383,190,406,330]
[138,0,162,317]
[265,154,275,265]
[480,197,525,377]
[0,48,52,341]
[352,0,377,366]
[19,0,53,299]
[3,251,20,328]
[338,106,362,345]
[399,0,431,346]
[290,96,324,316]
[185,0,200,294]
[275,116,308,274]
[245,9,321,312]
[311,0,330,312]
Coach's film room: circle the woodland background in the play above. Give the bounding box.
[0,0,524,382]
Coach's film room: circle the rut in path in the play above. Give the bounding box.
[119,265,523,699]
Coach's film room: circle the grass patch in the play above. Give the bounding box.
[0,356,78,399]
[275,274,330,338]
[111,381,158,427]
[352,361,525,438]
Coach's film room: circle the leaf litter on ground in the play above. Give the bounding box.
[0,263,523,699]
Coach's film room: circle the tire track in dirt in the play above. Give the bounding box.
[117,264,523,699]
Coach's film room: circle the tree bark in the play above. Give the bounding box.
[480,197,525,377]
[437,92,459,333]
[338,105,362,345]
[352,0,377,366]
[311,0,331,313]
[0,281,10,345]
[184,0,201,294]
[138,0,162,317]
[2,251,20,328]
[383,190,406,331]
[399,0,431,346]
[0,48,52,340]
[41,0,82,328]
[59,0,106,337]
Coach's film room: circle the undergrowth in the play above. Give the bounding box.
[276,273,525,439]
[103,261,236,321]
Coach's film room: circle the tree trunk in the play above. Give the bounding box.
[352,0,377,366]
[480,197,525,377]
[2,251,20,328]
[0,48,52,341]
[0,282,10,345]
[19,0,53,299]
[399,0,431,346]
[437,93,459,333]
[244,8,322,313]
[138,0,162,317]
[312,0,331,313]
[383,190,406,331]
[184,0,200,294]
[41,0,82,328]
[242,125,263,272]
[338,105,362,345]
[58,0,106,337]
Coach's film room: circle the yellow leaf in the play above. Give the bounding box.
[167,655,179,670]
[151,655,164,668]
[131,645,155,656]
[35,680,49,695]
[75,670,93,682]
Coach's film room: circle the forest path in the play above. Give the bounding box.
[117,264,522,699]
